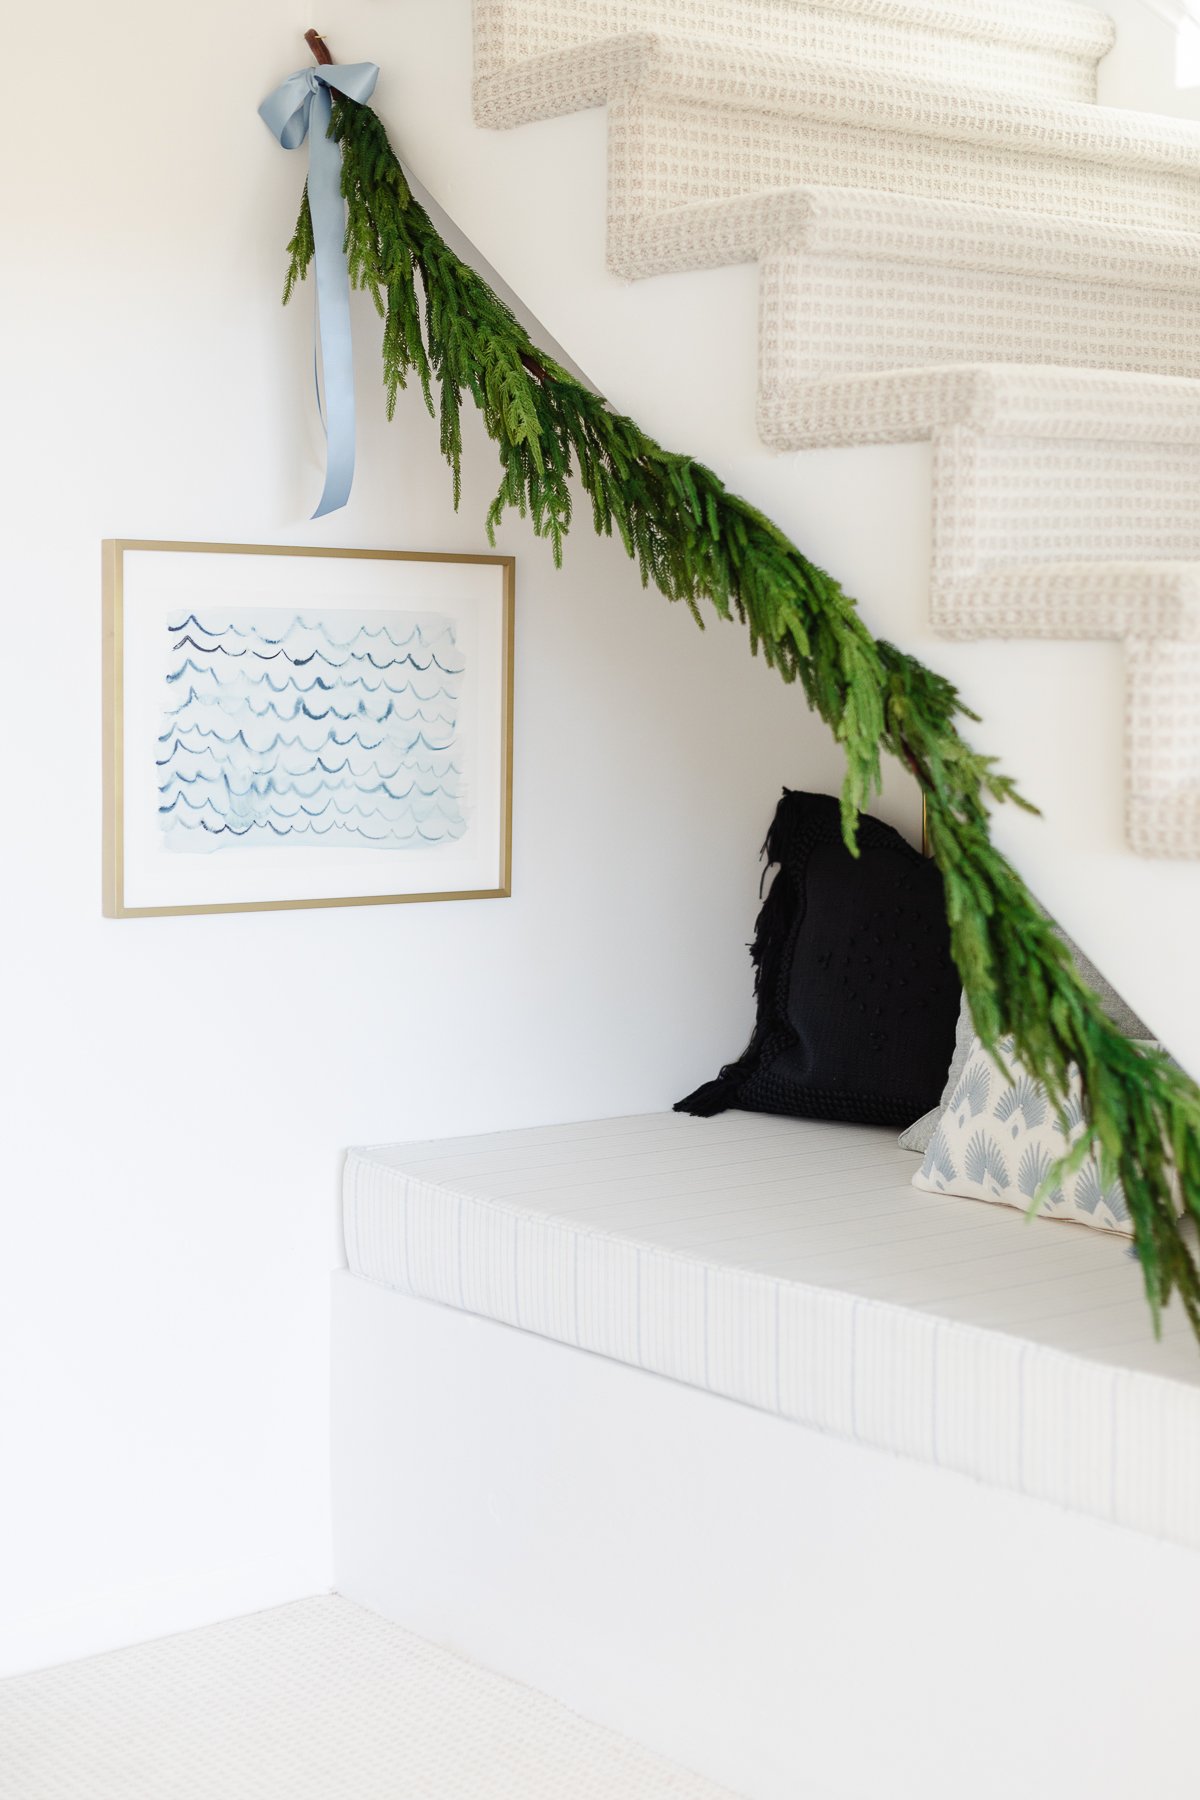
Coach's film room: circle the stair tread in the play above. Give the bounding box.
[759,364,1200,449]
[935,564,1200,646]
[480,35,1200,168]
[618,185,1200,285]
[971,558,1200,608]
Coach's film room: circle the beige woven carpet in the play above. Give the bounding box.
[0,1595,740,1799]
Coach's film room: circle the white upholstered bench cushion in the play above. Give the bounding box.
[342,1110,1200,1547]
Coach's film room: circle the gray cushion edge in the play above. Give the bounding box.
[896,922,1152,1152]
[898,1107,942,1155]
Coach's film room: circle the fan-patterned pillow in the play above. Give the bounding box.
[912,1035,1139,1235]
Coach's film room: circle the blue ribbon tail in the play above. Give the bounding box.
[306,86,355,518]
[258,61,380,519]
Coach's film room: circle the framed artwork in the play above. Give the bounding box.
[102,540,514,917]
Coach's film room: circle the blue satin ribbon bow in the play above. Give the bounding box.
[259,60,380,518]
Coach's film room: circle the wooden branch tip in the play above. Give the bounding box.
[305,28,334,65]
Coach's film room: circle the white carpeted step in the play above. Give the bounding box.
[757,361,1200,858]
[674,187,1200,401]
[935,561,1200,641]
[933,558,1200,855]
[612,183,1200,284]
[932,412,1200,613]
[471,11,1200,857]
[914,369,1200,859]
[477,37,1200,237]
[759,362,1200,450]
[921,371,1200,616]
[475,0,1115,108]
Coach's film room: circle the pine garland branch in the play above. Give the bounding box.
[282,93,1200,1342]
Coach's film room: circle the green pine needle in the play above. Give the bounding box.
[281,96,1200,1345]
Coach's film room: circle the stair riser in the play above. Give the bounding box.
[930,432,1200,857]
[610,96,1200,235]
[756,259,1200,399]
[1128,641,1200,858]
[474,1,1107,108]
[932,433,1200,605]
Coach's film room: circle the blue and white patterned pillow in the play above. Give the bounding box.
[912,1035,1140,1234]
[897,924,1151,1157]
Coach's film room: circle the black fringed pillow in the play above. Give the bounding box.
[677,790,961,1127]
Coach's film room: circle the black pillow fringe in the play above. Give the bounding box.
[675,789,958,1126]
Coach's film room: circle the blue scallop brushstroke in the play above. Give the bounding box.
[156,607,468,854]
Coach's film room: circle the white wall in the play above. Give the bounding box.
[1098,0,1200,111]
[0,0,916,1674]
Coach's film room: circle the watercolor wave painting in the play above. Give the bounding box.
[156,608,468,852]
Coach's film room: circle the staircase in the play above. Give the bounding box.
[472,0,1200,860]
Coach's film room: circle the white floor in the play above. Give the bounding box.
[0,1596,740,1800]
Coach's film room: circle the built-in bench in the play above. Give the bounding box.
[342,1108,1199,1543]
[333,1110,1200,1800]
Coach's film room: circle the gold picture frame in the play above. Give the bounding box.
[102,540,514,917]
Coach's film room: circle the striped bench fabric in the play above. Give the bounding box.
[342,1110,1200,1548]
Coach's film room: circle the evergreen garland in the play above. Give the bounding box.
[282,94,1200,1343]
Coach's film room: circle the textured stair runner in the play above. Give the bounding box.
[473,0,1200,856]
